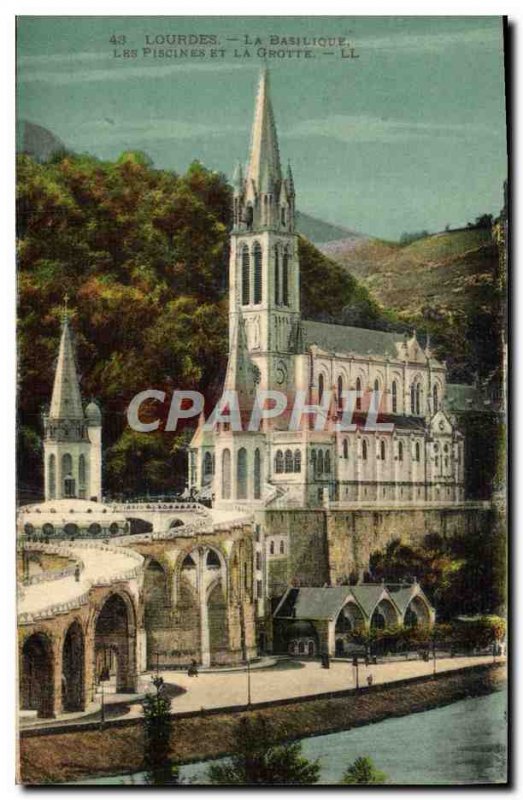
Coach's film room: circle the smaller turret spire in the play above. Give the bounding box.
[232,161,244,196]
[286,161,295,195]
[49,313,84,422]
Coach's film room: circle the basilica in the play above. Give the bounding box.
[189,69,466,509]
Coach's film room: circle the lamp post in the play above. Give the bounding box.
[246,658,252,707]
[352,655,359,689]
[432,634,437,678]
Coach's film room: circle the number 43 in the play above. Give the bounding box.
[109,34,126,45]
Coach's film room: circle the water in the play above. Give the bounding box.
[76,689,508,785]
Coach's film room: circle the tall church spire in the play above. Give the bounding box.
[49,314,84,421]
[246,67,282,193]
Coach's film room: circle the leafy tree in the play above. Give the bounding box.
[207,716,320,785]
[342,756,387,785]
[141,678,179,785]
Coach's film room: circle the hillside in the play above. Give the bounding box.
[320,227,496,318]
[320,226,502,383]
[295,211,367,245]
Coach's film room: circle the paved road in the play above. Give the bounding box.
[146,655,501,714]
[20,655,503,730]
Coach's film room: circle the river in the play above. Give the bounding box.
[76,689,507,785]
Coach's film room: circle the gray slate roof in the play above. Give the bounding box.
[350,585,386,617]
[385,585,417,614]
[274,587,352,621]
[302,320,403,359]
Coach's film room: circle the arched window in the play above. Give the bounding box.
[237,447,248,499]
[318,373,325,403]
[282,248,289,306]
[311,449,317,475]
[362,440,368,460]
[204,451,213,477]
[398,441,404,461]
[48,454,56,499]
[415,441,421,462]
[274,247,280,305]
[42,523,54,539]
[410,384,416,414]
[374,378,380,397]
[356,377,362,411]
[284,449,293,473]
[433,384,439,412]
[325,451,331,473]
[416,383,421,415]
[222,449,231,499]
[62,453,74,498]
[280,540,285,554]
[253,242,263,304]
[254,448,261,499]
[275,450,284,474]
[337,375,344,412]
[343,439,349,459]
[78,455,86,499]
[241,245,250,305]
[380,440,386,460]
[293,449,301,472]
[317,450,324,474]
[269,540,275,555]
[281,206,286,226]
[88,522,101,537]
[392,381,398,413]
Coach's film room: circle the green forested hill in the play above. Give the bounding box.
[16,152,385,499]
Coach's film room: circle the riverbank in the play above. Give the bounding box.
[19,662,506,784]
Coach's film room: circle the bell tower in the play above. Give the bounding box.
[228,68,300,393]
[43,306,102,502]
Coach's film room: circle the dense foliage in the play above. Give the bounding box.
[369,531,506,620]
[17,152,383,499]
[207,716,320,785]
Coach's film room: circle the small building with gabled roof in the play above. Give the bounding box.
[272,581,434,657]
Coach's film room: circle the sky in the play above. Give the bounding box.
[16,16,507,241]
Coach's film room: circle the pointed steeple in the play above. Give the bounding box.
[49,314,84,421]
[247,68,282,193]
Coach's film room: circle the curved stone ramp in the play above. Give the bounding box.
[17,541,143,625]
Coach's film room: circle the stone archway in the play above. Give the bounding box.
[21,632,55,718]
[371,598,399,630]
[62,620,85,711]
[144,559,169,666]
[176,546,227,667]
[335,600,365,655]
[94,593,137,693]
[404,595,432,627]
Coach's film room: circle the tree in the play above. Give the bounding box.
[207,716,320,785]
[341,756,387,785]
[141,678,179,785]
